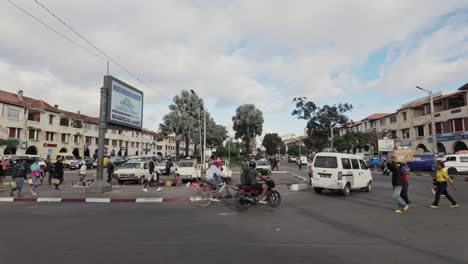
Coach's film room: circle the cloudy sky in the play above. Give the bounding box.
[1,0,468,137]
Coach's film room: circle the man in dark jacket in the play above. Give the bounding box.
[53,157,64,190]
[11,160,27,197]
[387,156,409,213]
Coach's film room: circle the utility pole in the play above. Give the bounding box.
[203,109,206,169]
[416,86,437,166]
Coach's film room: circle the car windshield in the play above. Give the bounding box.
[178,162,194,168]
[314,156,338,168]
[256,160,269,166]
[120,163,142,169]
[159,162,166,167]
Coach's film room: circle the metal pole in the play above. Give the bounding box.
[203,110,206,169]
[198,108,202,163]
[429,91,437,164]
[87,80,112,192]
[106,60,109,75]
[330,121,334,152]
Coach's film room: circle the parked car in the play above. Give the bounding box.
[296,156,308,165]
[221,160,232,181]
[311,152,372,196]
[256,159,271,175]
[156,160,176,175]
[368,155,388,168]
[58,153,80,170]
[443,154,468,175]
[288,156,297,163]
[175,160,201,181]
[407,155,434,171]
[114,161,157,185]
[81,157,94,169]
[109,156,127,166]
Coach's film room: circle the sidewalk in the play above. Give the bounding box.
[0,170,302,203]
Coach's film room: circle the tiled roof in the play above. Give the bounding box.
[362,113,394,121]
[458,83,468,91]
[398,90,464,111]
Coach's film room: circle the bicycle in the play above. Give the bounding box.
[191,179,238,207]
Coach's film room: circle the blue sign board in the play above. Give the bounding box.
[428,134,468,142]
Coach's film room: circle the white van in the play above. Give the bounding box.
[443,154,468,175]
[311,152,372,196]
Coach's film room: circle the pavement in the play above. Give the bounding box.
[1,161,467,264]
[0,166,302,202]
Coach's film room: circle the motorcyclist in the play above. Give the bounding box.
[244,160,269,204]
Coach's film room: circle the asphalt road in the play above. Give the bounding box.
[1,161,467,264]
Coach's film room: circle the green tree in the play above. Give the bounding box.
[232,104,264,155]
[262,133,283,155]
[287,144,300,156]
[334,132,371,153]
[292,97,352,152]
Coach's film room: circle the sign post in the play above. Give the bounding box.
[87,75,143,193]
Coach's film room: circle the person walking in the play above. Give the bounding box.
[400,163,411,205]
[107,161,114,184]
[143,158,162,192]
[431,160,459,209]
[30,160,42,195]
[78,161,87,185]
[53,157,64,191]
[45,158,54,186]
[10,160,27,197]
[387,156,409,213]
[0,159,5,191]
[165,158,173,176]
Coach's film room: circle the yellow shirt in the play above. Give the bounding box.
[436,168,452,183]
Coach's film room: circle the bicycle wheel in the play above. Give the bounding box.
[192,186,213,207]
[221,185,238,206]
[267,191,281,208]
[233,191,248,211]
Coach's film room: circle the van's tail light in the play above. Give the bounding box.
[338,171,343,180]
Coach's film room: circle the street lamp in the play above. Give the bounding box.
[190,90,203,165]
[416,86,437,165]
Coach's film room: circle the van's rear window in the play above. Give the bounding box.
[314,156,338,168]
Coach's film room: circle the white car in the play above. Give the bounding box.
[296,156,308,165]
[443,154,468,175]
[175,160,201,181]
[114,161,160,185]
[221,160,232,181]
[255,159,271,175]
[156,161,176,175]
[311,152,372,196]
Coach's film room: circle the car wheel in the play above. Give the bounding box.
[314,187,323,194]
[138,176,145,185]
[365,181,372,192]
[448,167,457,176]
[342,183,351,197]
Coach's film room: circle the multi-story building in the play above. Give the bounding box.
[0,89,193,158]
[340,83,468,154]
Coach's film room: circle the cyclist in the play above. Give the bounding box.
[205,160,226,201]
[245,160,269,204]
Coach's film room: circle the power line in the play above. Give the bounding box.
[32,0,170,100]
[7,0,106,61]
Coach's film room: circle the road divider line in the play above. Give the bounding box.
[37,198,62,202]
[0,197,14,202]
[135,198,163,203]
[85,198,111,203]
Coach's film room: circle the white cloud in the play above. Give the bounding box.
[0,0,467,133]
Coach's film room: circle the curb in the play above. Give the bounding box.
[290,183,310,191]
[0,197,194,203]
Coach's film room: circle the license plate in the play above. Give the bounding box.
[319,173,331,178]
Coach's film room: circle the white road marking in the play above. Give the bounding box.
[135,198,163,203]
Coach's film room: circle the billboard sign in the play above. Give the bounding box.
[105,75,143,130]
[378,139,395,152]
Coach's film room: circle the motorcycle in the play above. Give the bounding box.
[233,180,281,211]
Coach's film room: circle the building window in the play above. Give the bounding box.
[125,141,129,147]
[371,121,376,128]
[401,128,410,139]
[49,115,55,125]
[85,136,92,144]
[28,130,39,140]
[454,118,464,132]
[60,117,70,127]
[61,133,69,143]
[416,126,425,137]
[112,140,117,147]
[95,138,99,145]
[136,142,140,148]
[380,119,386,126]
[74,135,81,144]
[28,112,41,122]
[390,115,397,123]
[118,130,122,135]
[72,120,83,128]
[131,142,135,148]
[111,130,116,134]
[7,108,20,119]
[105,139,109,145]
[46,132,55,141]
[8,128,21,138]
[83,122,92,130]
[435,122,443,134]
[402,112,407,121]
